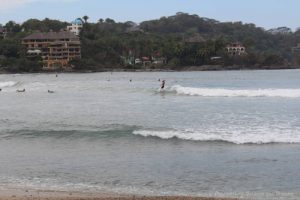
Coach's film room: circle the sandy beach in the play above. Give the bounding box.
[0,190,238,200]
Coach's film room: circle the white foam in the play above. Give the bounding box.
[169,85,300,98]
[0,81,18,88]
[133,129,300,144]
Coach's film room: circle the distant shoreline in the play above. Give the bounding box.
[0,65,299,74]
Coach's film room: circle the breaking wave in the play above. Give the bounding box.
[0,81,18,88]
[2,125,300,144]
[133,129,300,144]
[168,85,300,98]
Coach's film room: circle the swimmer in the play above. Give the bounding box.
[17,89,25,93]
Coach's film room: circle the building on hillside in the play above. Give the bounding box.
[134,58,142,65]
[0,26,7,39]
[67,18,83,36]
[291,43,300,65]
[122,56,135,66]
[226,43,246,56]
[141,57,151,66]
[22,31,81,70]
[152,57,166,65]
[268,27,292,35]
[292,43,300,53]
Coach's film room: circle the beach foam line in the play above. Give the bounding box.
[133,129,300,144]
[0,81,18,88]
[168,85,300,98]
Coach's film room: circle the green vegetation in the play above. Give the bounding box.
[1,13,300,72]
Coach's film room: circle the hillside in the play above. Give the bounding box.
[1,13,300,72]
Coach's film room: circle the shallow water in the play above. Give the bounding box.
[0,70,300,199]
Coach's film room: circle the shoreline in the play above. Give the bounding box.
[0,65,299,74]
[0,188,239,200]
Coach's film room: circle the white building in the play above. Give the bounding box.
[67,18,83,36]
[226,43,246,56]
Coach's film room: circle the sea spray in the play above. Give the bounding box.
[169,85,300,98]
[0,81,18,88]
[133,129,300,144]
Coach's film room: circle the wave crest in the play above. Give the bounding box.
[133,129,300,144]
[169,85,300,98]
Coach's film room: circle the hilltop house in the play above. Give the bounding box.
[226,43,246,56]
[22,31,81,70]
[268,27,292,35]
[67,18,83,36]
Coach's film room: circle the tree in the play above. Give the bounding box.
[82,15,89,23]
[105,18,115,24]
[22,18,67,32]
[98,18,104,24]
[0,13,299,72]
[5,21,21,33]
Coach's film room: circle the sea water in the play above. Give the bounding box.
[0,70,300,199]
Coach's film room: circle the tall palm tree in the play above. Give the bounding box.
[82,15,89,23]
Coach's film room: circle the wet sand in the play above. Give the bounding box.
[0,188,239,200]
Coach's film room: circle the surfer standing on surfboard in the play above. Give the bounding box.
[161,80,165,89]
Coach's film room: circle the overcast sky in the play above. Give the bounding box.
[0,0,299,30]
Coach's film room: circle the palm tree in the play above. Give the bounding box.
[82,15,89,23]
[98,18,104,24]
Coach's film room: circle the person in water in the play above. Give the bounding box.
[17,89,25,92]
[161,80,165,89]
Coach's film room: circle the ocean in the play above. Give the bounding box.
[0,70,300,200]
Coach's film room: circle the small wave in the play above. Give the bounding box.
[133,129,300,144]
[0,125,139,140]
[0,81,18,88]
[168,85,300,98]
